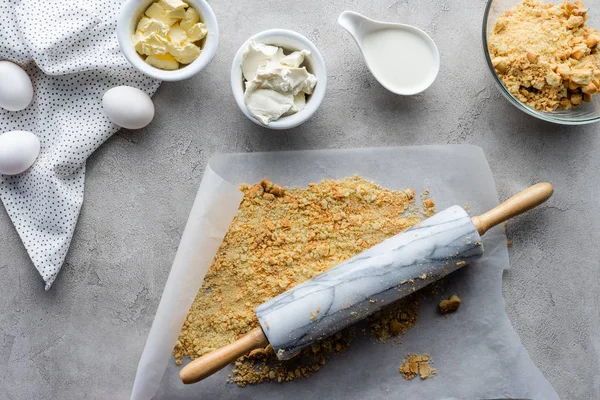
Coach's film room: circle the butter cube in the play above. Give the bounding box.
[159,0,188,11]
[180,7,200,30]
[135,32,169,56]
[168,8,186,19]
[136,17,170,36]
[145,2,177,26]
[170,42,201,64]
[187,22,207,42]
[168,23,188,45]
[160,0,187,18]
[146,53,179,70]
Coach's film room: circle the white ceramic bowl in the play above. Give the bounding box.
[231,29,327,130]
[117,0,219,81]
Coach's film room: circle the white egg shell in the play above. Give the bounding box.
[0,61,34,112]
[102,86,155,129]
[0,131,41,175]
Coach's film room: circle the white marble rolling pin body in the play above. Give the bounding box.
[255,205,484,359]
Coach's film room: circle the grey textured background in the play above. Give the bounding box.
[1,0,599,399]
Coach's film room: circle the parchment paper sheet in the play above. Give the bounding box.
[131,145,559,400]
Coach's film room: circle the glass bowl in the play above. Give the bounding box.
[482,0,600,125]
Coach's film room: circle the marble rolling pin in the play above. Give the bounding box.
[180,182,554,384]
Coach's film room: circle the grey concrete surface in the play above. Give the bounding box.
[1,0,599,399]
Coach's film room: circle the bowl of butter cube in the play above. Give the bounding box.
[117,0,218,81]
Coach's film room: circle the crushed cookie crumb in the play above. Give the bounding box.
[369,293,420,341]
[439,294,461,314]
[174,177,436,385]
[261,179,286,197]
[421,190,436,217]
[399,354,436,380]
[488,0,600,111]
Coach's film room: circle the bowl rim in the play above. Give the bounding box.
[230,29,327,130]
[117,0,219,82]
[482,0,600,125]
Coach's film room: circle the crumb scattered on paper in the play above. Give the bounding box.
[507,240,513,248]
[421,189,436,217]
[231,331,354,386]
[488,0,600,111]
[399,354,436,380]
[370,293,420,341]
[174,176,435,385]
[439,294,461,314]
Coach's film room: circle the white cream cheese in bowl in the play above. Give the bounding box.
[231,30,327,130]
[242,41,317,125]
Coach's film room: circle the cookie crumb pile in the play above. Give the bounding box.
[439,294,461,315]
[399,354,436,380]
[174,177,436,384]
[488,0,600,111]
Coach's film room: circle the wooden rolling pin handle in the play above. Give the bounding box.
[471,182,554,236]
[179,327,269,384]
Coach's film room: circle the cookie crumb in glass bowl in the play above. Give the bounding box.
[488,0,600,112]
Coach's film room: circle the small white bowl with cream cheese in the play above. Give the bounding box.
[231,29,327,130]
[117,0,218,81]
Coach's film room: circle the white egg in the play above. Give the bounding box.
[0,61,34,112]
[102,86,155,130]
[0,131,41,175]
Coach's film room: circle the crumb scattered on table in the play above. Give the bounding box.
[399,354,436,380]
[439,294,461,314]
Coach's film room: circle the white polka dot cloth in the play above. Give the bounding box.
[0,0,160,289]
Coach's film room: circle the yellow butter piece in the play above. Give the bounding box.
[135,32,169,56]
[136,17,170,36]
[167,8,186,19]
[145,2,177,26]
[187,22,207,42]
[180,7,200,30]
[159,0,188,11]
[171,42,201,64]
[168,23,188,45]
[145,53,180,70]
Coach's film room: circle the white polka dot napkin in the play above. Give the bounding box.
[0,0,160,289]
